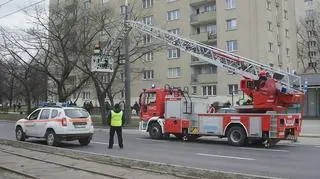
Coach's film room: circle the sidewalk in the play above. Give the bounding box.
[300,120,320,137]
[0,144,180,179]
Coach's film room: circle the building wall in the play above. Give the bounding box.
[48,0,299,107]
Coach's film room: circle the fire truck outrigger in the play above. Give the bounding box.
[101,20,305,148]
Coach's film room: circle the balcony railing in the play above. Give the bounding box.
[190,11,216,25]
[190,0,216,6]
[191,73,217,83]
[190,32,217,43]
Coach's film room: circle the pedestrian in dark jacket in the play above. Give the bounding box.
[107,103,124,149]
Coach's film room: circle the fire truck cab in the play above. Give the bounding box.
[139,84,303,147]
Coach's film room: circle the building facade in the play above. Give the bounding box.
[49,0,299,108]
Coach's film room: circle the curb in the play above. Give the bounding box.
[299,135,320,138]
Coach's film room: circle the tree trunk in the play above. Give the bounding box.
[57,85,66,102]
[25,89,32,115]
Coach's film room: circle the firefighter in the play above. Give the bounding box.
[107,103,124,149]
[256,70,268,90]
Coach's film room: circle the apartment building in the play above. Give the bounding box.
[48,0,298,107]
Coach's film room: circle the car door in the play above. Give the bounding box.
[25,109,41,136]
[36,109,51,137]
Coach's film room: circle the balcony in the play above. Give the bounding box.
[191,73,217,83]
[191,56,210,65]
[190,32,216,43]
[190,0,216,6]
[190,11,216,25]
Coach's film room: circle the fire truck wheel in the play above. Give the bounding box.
[149,123,163,139]
[227,126,247,146]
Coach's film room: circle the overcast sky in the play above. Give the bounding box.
[0,0,49,29]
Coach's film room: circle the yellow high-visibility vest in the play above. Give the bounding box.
[111,110,123,127]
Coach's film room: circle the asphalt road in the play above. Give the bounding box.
[1,121,320,179]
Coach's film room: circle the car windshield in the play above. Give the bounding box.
[64,108,89,118]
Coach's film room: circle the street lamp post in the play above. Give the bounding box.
[124,0,131,124]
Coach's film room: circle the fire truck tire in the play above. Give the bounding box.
[227,126,247,146]
[149,123,163,139]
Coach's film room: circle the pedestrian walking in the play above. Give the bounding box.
[107,103,124,149]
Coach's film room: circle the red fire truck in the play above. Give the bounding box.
[97,20,305,148]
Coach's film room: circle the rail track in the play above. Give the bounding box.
[0,148,126,179]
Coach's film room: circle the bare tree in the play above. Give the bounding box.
[297,5,320,73]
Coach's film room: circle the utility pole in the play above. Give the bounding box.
[124,0,131,124]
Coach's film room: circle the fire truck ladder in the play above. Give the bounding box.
[125,20,302,93]
[101,21,132,62]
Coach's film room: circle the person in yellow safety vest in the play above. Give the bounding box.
[107,103,124,149]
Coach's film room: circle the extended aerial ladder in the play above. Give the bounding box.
[124,20,302,93]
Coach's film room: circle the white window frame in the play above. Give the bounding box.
[145,52,153,62]
[226,18,237,30]
[142,16,153,25]
[168,67,181,78]
[84,0,91,9]
[168,48,180,59]
[202,85,216,96]
[143,70,154,80]
[226,0,236,9]
[142,0,153,8]
[228,84,239,95]
[143,34,152,44]
[192,86,197,94]
[168,28,180,35]
[226,40,237,52]
[167,9,180,20]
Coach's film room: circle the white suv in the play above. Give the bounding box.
[15,106,94,146]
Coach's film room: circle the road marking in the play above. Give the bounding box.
[196,153,256,161]
[92,141,118,146]
[135,138,167,142]
[240,147,289,152]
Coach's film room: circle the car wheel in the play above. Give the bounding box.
[46,130,58,146]
[79,137,91,146]
[149,123,162,139]
[227,126,247,146]
[16,127,26,141]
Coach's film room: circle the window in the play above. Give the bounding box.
[168,28,180,35]
[285,29,289,37]
[202,85,216,96]
[120,5,126,14]
[226,19,237,30]
[142,16,153,25]
[168,48,180,59]
[28,110,41,120]
[308,51,316,57]
[143,34,152,44]
[308,41,316,48]
[284,10,288,19]
[192,86,197,94]
[102,0,109,3]
[51,110,59,118]
[228,84,239,95]
[306,20,315,27]
[84,0,91,9]
[167,9,180,20]
[143,70,154,80]
[226,0,236,9]
[267,21,272,31]
[268,42,273,52]
[306,10,314,17]
[39,109,50,120]
[82,92,90,99]
[307,30,316,37]
[64,108,89,118]
[305,0,314,6]
[308,62,317,67]
[142,0,153,8]
[168,67,181,78]
[266,0,271,10]
[120,72,124,82]
[226,40,237,52]
[145,52,153,62]
[204,4,216,12]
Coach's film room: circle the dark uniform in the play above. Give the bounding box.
[107,104,124,149]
